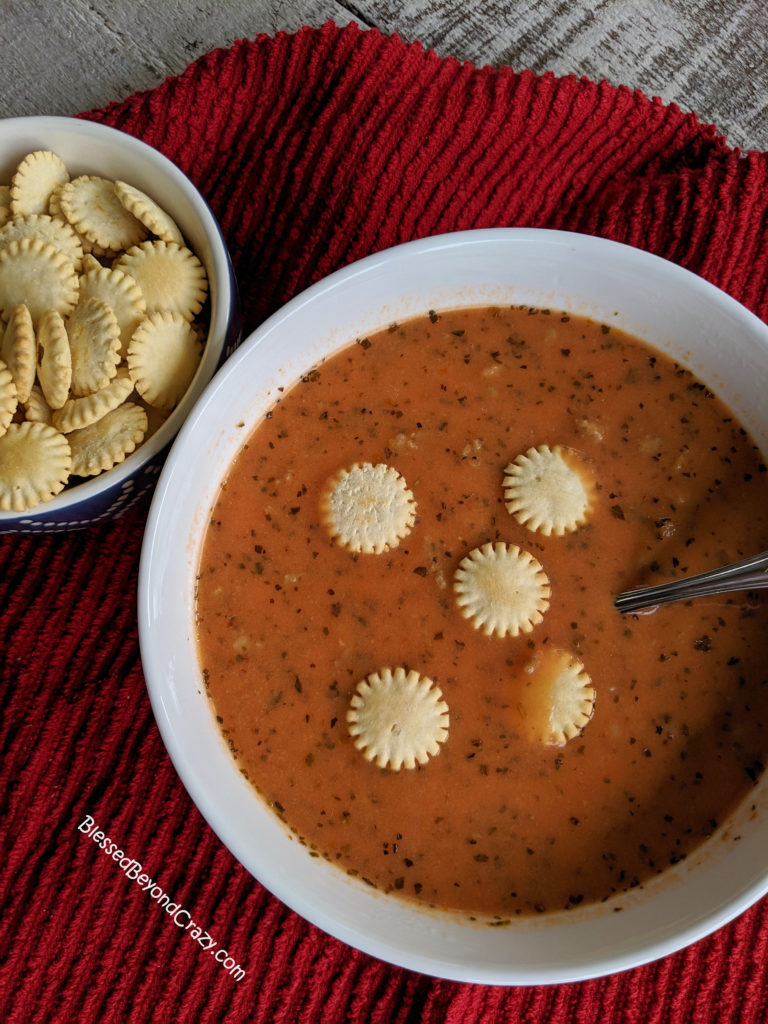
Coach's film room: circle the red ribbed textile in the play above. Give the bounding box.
[3,21,768,1023]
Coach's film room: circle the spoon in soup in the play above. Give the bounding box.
[615,549,768,614]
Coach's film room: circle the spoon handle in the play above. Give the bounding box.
[614,550,768,614]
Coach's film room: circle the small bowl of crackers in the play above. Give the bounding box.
[0,115,240,532]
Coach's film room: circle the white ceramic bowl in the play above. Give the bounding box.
[0,115,240,532]
[139,229,768,985]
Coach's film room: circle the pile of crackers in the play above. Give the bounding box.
[0,149,209,512]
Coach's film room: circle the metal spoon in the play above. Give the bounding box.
[614,550,768,614]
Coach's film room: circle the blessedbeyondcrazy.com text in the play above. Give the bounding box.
[77,814,245,981]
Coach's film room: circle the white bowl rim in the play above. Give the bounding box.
[0,114,234,524]
[139,227,768,985]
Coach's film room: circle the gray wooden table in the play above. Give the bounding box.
[3,1,768,151]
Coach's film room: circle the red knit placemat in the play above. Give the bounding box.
[3,21,768,1024]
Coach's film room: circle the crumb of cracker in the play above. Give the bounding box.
[114,181,184,245]
[503,444,594,536]
[0,213,84,272]
[0,238,79,324]
[67,401,148,477]
[454,541,551,637]
[10,151,70,218]
[66,296,121,397]
[59,175,148,252]
[518,649,595,746]
[0,420,71,510]
[127,311,202,411]
[0,358,18,437]
[113,240,207,321]
[347,666,449,770]
[36,309,72,410]
[78,264,146,358]
[52,368,133,433]
[321,462,416,554]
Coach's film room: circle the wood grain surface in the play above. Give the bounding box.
[3,1,768,150]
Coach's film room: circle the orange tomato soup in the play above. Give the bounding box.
[196,306,768,918]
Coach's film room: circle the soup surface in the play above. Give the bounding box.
[196,305,768,918]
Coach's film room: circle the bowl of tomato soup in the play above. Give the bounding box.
[139,228,768,984]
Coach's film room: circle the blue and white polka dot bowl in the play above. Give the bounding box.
[0,116,241,533]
